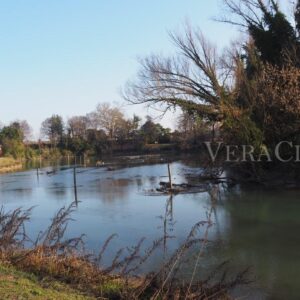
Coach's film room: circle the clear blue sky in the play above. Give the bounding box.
[0,0,239,139]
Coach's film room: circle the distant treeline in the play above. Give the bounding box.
[0,102,214,160]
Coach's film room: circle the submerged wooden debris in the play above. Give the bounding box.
[156,181,209,194]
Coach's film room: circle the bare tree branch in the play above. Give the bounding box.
[123,25,232,121]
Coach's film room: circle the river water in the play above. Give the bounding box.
[0,155,299,299]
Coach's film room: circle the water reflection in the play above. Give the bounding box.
[219,189,300,299]
[91,178,131,203]
[0,159,299,299]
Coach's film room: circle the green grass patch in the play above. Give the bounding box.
[0,264,94,299]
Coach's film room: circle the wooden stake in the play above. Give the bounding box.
[73,167,78,204]
[168,163,172,190]
[36,167,39,182]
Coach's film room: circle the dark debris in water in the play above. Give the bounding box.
[146,181,209,195]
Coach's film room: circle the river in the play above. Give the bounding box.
[0,155,299,299]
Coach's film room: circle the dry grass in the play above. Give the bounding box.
[0,199,251,299]
[0,157,22,173]
[0,157,18,167]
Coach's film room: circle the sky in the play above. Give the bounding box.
[0,0,243,139]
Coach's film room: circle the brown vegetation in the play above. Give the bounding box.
[0,157,22,174]
[0,200,250,299]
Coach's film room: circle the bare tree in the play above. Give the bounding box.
[124,25,231,123]
[19,120,33,142]
[11,120,32,142]
[67,116,88,139]
[218,0,266,28]
[40,115,64,147]
[219,0,296,28]
[88,102,125,139]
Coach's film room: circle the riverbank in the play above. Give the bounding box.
[0,263,93,299]
[0,246,235,300]
[0,203,246,299]
[0,157,22,173]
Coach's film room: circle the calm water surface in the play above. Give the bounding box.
[0,156,299,299]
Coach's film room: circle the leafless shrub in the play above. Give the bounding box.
[0,196,250,299]
[97,233,118,265]
[0,206,32,251]
[255,63,300,144]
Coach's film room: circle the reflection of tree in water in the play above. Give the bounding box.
[148,176,158,186]
[96,178,131,203]
[158,195,175,257]
[179,154,217,169]
[3,188,33,198]
[134,176,162,192]
[216,190,300,299]
[134,177,143,188]
[46,182,68,198]
[148,185,249,297]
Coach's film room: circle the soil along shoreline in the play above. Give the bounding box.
[0,157,23,174]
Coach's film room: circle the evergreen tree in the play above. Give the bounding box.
[247,1,297,65]
[295,0,300,37]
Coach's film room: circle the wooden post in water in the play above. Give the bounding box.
[36,167,39,183]
[170,194,173,220]
[168,163,172,190]
[73,167,78,205]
